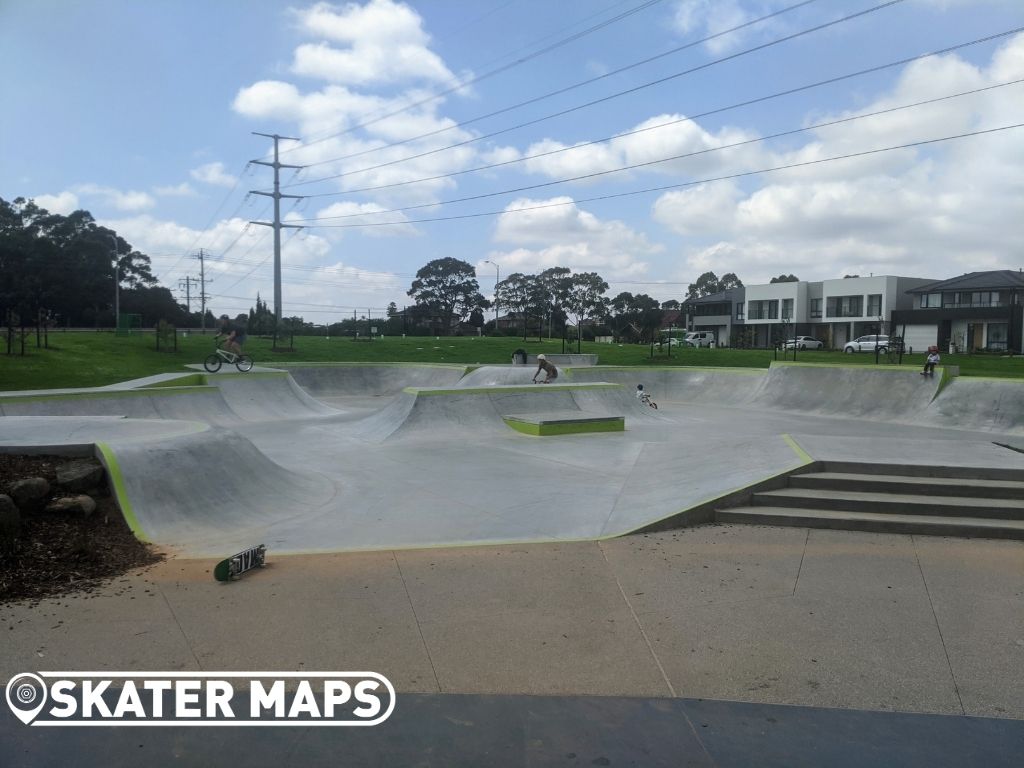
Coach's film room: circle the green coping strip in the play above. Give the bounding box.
[503,414,625,436]
[770,360,919,372]
[140,373,207,388]
[277,362,469,369]
[782,433,814,464]
[0,386,218,404]
[210,371,289,380]
[406,383,621,396]
[94,442,148,543]
[571,365,765,375]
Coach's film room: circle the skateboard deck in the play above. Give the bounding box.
[214,544,266,582]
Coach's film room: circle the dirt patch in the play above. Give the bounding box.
[0,454,164,604]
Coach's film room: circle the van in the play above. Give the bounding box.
[684,331,716,347]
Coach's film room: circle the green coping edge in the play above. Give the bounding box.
[782,433,814,464]
[570,365,765,375]
[141,373,207,388]
[0,386,218,404]
[406,383,621,396]
[276,362,469,369]
[210,371,289,380]
[503,416,624,436]
[770,360,920,372]
[94,442,148,543]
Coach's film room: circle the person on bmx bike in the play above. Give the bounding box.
[215,314,247,356]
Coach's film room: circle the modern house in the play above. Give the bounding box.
[891,270,1024,353]
[681,287,745,346]
[682,275,935,348]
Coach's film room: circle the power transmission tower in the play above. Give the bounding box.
[178,276,200,314]
[193,249,214,333]
[250,133,304,335]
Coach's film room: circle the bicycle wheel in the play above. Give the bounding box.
[235,355,254,372]
[204,354,223,373]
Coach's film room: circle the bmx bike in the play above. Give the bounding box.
[204,342,254,373]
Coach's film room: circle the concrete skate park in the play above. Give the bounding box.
[2,358,1023,765]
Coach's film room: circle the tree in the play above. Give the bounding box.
[769,274,799,283]
[495,273,544,340]
[661,299,680,310]
[685,271,719,300]
[720,272,743,290]
[563,272,609,352]
[407,257,488,335]
[536,267,571,338]
[248,293,274,335]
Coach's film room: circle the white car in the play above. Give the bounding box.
[683,331,716,347]
[783,336,823,350]
[844,334,890,353]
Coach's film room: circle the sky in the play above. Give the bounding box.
[3,0,1023,323]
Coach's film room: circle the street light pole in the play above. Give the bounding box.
[483,260,500,332]
[109,234,120,330]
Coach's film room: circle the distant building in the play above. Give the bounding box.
[891,270,1024,353]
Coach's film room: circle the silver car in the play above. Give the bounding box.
[783,336,824,350]
[843,334,889,353]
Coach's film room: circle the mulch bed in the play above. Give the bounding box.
[0,454,164,603]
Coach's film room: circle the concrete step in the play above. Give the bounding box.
[751,488,1024,520]
[790,472,1024,500]
[717,506,1024,540]
[819,461,1024,482]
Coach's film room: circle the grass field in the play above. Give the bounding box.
[2,330,1024,391]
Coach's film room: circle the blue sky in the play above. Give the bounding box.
[3,0,1023,322]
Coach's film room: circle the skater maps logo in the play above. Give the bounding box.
[5,672,395,726]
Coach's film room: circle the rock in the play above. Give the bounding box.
[44,495,97,518]
[56,459,105,493]
[8,477,50,509]
[0,494,20,555]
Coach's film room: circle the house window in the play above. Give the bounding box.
[826,295,863,318]
[747,300,779,320]
[735,302,744,320]
[987,322,1008,350]
[867,294,882,317]
[920,292,941,308]
[781,298,794,321]
[810,298,822,318]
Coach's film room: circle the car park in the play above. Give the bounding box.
[783,336,824,350]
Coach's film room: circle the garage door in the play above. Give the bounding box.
[897,324,937,354]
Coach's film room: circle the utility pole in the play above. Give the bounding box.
[109,234,120,330]
[193,249,213,333]
[250,133,304,335]
[178,276,200,314]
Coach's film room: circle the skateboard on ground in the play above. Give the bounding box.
[214,544,267,582]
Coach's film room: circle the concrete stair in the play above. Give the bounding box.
[716,462,1024,540]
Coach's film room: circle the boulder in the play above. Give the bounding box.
[44,495,97,518]
[56,459,106,493]
[8,477,50,509]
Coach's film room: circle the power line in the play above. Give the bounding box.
[284,0,902,188]
[277,0,669,157]
[296,31,1023,200]
[290,80,1024,223]
[291,0,819,175]
[301,123,1024,229]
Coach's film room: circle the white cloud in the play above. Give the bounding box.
[655,32,1024,284]
[289,0,459,87]
[32,191,79,215]
[671,0,764,55]
[310,200,419,237]
[488,197,661,279]
[73,184,155,211]
[190,162,237,188]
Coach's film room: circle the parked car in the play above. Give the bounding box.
[843,334,903,353]
[684,331,716,347]
[783,336,824,350]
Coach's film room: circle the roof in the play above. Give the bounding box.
[909,270,1024,293]
[684,286,744,305]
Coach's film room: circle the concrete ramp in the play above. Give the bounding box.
[103,428,337,554]
[281,364,468,397]
[751,364,940,420]
[928,377,1024,432]
[457,365,541,387]
[349,383,646,442]
[567,366,767,406]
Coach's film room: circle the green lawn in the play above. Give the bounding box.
[2,330,1023,391]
